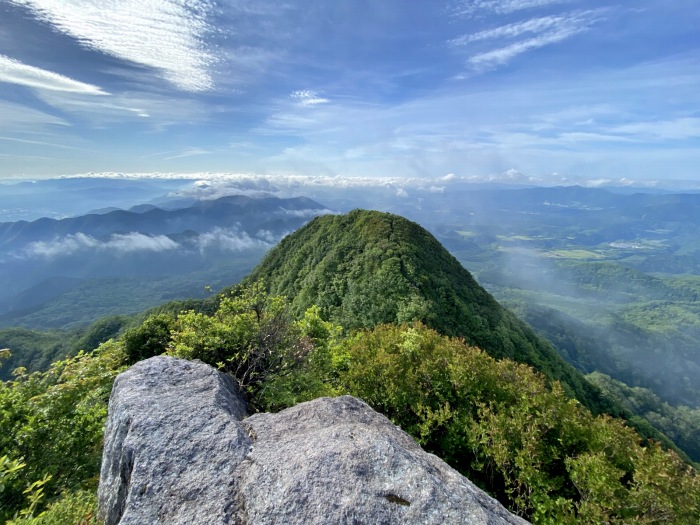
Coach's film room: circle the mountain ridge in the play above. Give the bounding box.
[0,195,327,247]
[248,209,617,415]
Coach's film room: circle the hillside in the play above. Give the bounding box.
[248,210,616,416]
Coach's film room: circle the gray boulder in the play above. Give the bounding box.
[98,356,249,525]
[99,356,529,525]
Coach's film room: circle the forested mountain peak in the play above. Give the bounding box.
[249,210,614,415]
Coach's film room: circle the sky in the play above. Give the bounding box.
[0,0,698,186]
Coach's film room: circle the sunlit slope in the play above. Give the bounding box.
[248,209,615,415]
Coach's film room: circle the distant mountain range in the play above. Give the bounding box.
[0,195,330,327]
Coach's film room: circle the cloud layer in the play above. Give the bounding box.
[20,228,277,259]
[24,232,180,258]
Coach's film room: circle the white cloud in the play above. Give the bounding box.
[451,0,573,17]
[468,28,576,68]
[195,227,267,252]
[164,147,212,160]
[0,136,89,150]
[464,11,603,69]
[8,0,216,92]
[0,54,107,94]
[449,15,578,45]
[291,90,330,106]
[23,232,180,258]
[107,232,180,252]
[56,170,700,193]
[34,89,213,128]
[0,101,70,132]
[255,229,277,243]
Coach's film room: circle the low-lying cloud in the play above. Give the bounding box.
[20,228,280,259]
[195,227,268,253]
[24,232,180,258]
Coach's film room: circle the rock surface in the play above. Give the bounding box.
[98,356,249,525]
[99,356,529,525]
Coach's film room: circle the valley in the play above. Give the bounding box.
[1,178,699,467]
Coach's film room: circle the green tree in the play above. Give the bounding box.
[122,313,175,364]
[276,322,700,523]
[168,282,313,405]
[0,341,125,521]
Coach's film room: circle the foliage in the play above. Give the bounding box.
[478,256,700,410]
[0,456,50,522]
[0,316,127,381]
[0,340,126,521]
[167,282,316,405]
[505,292,700,439]
[587,372,700,464]
[4,490,98,525]
[123,313,176,364]
[266,322,699,523]
[247,210,619,417]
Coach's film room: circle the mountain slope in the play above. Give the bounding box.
[248,210,616,415]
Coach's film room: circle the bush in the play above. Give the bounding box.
[272,322,700,523]
[123,314,175,364]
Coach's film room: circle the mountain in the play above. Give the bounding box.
[248,209,616,416]
[0,195,330,328]
[0,195,327,249]
[0,177,188,222]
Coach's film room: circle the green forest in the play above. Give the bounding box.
[1,211,698,523]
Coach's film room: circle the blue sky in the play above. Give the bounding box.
[0,0,698,185]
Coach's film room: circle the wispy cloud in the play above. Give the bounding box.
[291,90,330,106]
[0,136,90,151]
[449,14,580,45]
[609,118,700,141]
[468,26,583,68]
[0,54,107,94]
[34,90,210,128]
[195,227,268,252]
[164,147,212,160]
[451,0,573,17]
[8,0,216,92]
[23,232,180,258]
[451,10,605,70]
[0,101,70,132]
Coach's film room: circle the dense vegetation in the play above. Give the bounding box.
[1,283,698,523]
[0,342,123,523]
[247,210,618,417]
[2,208,699,523]
[482,261,700,409]
[587,372,700,465]
[0,257,262,330]
[0,316,129,381]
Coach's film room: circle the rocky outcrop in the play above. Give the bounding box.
[98,356,248,525]
[99,356,529,524]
